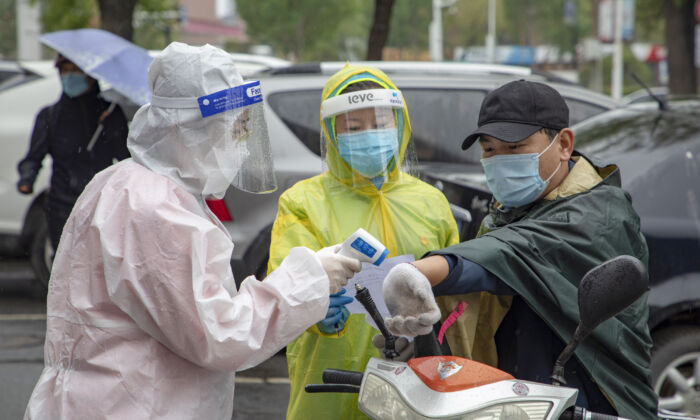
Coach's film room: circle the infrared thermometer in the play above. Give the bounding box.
[338,228,388,266]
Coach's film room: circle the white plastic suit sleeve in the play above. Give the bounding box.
[98,173,329,371]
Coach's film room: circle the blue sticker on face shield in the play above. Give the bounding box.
[197,80,262,118]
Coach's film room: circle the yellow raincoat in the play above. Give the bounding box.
[267,65,459,419]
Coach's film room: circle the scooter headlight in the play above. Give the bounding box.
[359,373,553,420]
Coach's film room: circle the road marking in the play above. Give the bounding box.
[0,314,47,321]
[266,377,291,384]
[235,377,265,384]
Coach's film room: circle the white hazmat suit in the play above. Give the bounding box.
[24,42,358,419]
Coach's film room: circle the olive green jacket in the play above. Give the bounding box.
[435,153,658,419]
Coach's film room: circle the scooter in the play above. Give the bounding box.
[305,256,700,420]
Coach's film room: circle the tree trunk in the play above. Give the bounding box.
[97,0,138,41]
[366,0,395,60]
[665,0,697,94]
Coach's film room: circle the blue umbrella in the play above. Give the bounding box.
[39,28,153,106]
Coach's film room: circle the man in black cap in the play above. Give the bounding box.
[381,80,658,419]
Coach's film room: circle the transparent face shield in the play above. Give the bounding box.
[320,89,418,189]
[196,80,277,197]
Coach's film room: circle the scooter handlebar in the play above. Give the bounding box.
[304,368,364,394]
[322,369,363,386]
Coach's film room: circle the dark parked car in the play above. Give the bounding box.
[574,99,700,416]
[426,99,700,416]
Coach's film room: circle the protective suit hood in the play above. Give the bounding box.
[127,42,248,199]
[320,65,412,187]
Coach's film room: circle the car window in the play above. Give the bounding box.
[565,99,607,126]
[0,63,43,92]
[574,107,700,224]
[267,89,323,156]
[574,108,700,154]
[401,89,486,164]
[267,88,487,164]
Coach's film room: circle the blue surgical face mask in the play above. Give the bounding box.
[480,133,563,208]
[60,72,89,98]
[337,128,399,178]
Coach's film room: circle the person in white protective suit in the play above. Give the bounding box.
[23,42,362,420]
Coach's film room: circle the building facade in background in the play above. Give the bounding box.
[177,0,247,47]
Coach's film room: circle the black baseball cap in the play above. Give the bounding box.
[462,79,569,150]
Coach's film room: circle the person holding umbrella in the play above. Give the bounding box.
[16,53,130,250]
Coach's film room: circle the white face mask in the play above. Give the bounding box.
[480,133,562,208]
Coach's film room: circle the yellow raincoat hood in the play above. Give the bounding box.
[321,64,412,187]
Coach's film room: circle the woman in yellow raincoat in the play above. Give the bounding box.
[267,65,459,419]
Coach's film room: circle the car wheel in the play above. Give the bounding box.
[29,215,53,291]
[651,325,700,415]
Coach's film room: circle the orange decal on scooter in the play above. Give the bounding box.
[408,356,514,393]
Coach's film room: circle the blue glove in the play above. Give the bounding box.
[317,288,354,335]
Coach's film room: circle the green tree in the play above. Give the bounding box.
[633,0,697,94]
[97,0,137,40]
[33,0,175,44]
[385,0,431,58]
[578,45,653,95]
[35,0,96,33]
[635,0,664,43]
[131,0,180,50]
[443,0,502,57]
[496,0,593,61]
[663,0,696,94]
[367,0,395,59]
[237,0,368,61]
[0,0,17,58]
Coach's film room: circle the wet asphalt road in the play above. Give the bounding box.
[0,259,291,420]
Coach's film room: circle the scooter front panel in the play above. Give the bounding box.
[359,357,579,419]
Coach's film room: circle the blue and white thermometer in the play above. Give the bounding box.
[339,228,388,266]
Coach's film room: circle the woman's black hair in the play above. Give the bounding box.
[341,80,385,93]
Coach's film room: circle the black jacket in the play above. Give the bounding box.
[17,86,130,208]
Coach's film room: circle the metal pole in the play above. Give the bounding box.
[486,0,497,64]
[612,0,624,100]
[16,0,42,60]
[430,0,443,61]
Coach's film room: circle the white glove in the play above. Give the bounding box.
[316,244,362,294]
[382,263,441,337]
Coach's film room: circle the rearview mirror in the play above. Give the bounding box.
[551,255,648,386]
[578,255,649,332]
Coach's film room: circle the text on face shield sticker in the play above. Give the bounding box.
[350,237,377,258]
[197,81,262,118]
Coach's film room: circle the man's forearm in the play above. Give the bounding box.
[411,255,450,287]
[413,254,516,296]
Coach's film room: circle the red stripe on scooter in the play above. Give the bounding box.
[438,301,468,345]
